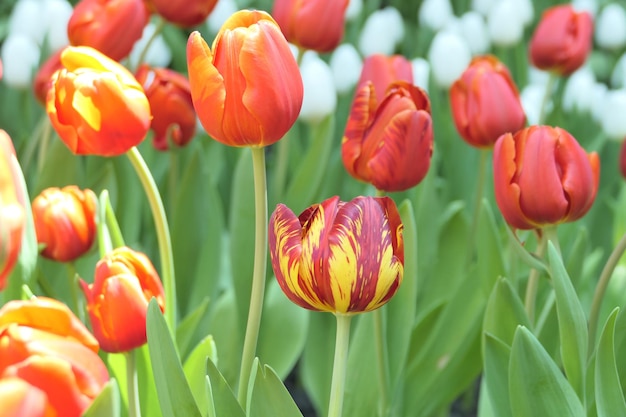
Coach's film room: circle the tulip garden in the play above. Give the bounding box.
[2,0,626,416]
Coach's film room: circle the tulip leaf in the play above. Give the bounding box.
[176,297,211,361]
[183,336,218,417]
[504,225,548,273]
[509,326,585,417]
[83,378,121,417]
[205,356,245,417]
[595,308,626,417]
[548,242,588,399]
[483,334,513,417]
[146,298,203,417]
[33,137,83,193]
[476,200,507,296]
[247,359,304,417]
[483,277,531,347]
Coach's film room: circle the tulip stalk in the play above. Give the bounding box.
[66,262,83,321]
[328,314,352,417]
[524,226,560,322]
[466,149,489,264]
[125,349,141,417]
[538,73,557,124]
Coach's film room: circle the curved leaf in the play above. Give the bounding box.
[595,308,626,417]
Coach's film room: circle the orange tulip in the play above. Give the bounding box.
[80,246,166,352]
[342,81,433,192]
[0,377,53,417]
[33,49,64,105]
[67,0,149,61]
[32,186,97,262]
[529,5,593,76]
[272,0,349,52]
[0,130,26,291]
[269,196,404,314]
[147,0,218,27]
[450,55,526,148]
[46,46,151,156]
[186,10,303,147]
[493,126,599,230]
[356,54,414,102]
[135,64,197,150]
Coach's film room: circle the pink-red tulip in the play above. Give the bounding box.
[147,0,218,27]
[356,54,414,102]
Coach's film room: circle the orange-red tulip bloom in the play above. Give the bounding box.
[272,0,349,53]
[135,64,197,151]
[147,0,218,27]
[0,377,52,417]
[342,81,433,192]
[450,55,526,148]
[0,130,26,291]
[187,10,303,147]
[33,49,64,105]
[356,54,414,102]
[32,186,97,262]
[269,195,404,314]
[67,0,149,61]
[46,46,151,156]
[529,5,593,76]
[493,126,599,230]
[80,246,166,352]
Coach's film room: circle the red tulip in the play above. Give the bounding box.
[342,81,433,192]
[356,54,414,102]
[272,0,349,52]
[529,5,593,76]
[493,126,599,230]
[33,49,63,105]
[186,10,303,147]
[450,55,526,148]
[147,0,218,27]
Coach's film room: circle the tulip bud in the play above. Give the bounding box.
[330,43,363,95]
[411,58,430,92]
[269,195,404,314]
[487,0,524,47]
[450,55,526,148]
[356,54,413,101]
[460,11,490,54]
[595,4,626,50]
[529,5,593,76]
[600,89,626,141]
[8,0,46,46]
[31,186,97,262]
[346,0,363,21]
[149,0,218,27]
[428,31,472,89]
[33,49,63,104]
[80,246,165,352]
[493,126,599,230]
[187,10,303,148]
[299,52,338,124]
[418,0,453,31]
[44,0,72,51]
[471,0,495,16]
[562,67,596,113]
[0,34,41,89]
[358,7,404,57]
[46,46,151,156]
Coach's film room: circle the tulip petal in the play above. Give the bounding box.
[0,377,52,417]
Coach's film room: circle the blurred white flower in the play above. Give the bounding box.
[206,0,238,35]
[129,23,172,68]
[460,11,490,54]
[9,0,46,46]
[601,89,626,140]
[346,0,363,21]
[1,34,41,88]
[418,0,453,32]
[411,58,430,92]
[44,0,73,51]
[428,31,471,89]
[572,0,598,17]
[299,52,337,124]
[471,0,495,16]
[595,4,626,50]
[562,67,596,113]
[528,67,550,86]
[612,52,626,88]
[358,7,404,56]
[487,0,524,47]
[443,16,463,37]
[330,43,362,95]
[590,83,608,123]
[520,83,551,125]
[513,0,534,27]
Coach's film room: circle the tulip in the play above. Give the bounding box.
[135,65,197,150]
[269,195,404,314]
[46,46,151,156]
[356,54,413,103]
[67,0,148,61]
[33,49,63,104]
[493,126,599,230]
[187,10,303,147]
[0,130,26,291]
[299,52,338,124]
[0,377,52,417]
[450,55,526,148]
[0,34,41,89]
[342,81,433,192]
[330,43,363,95]
[358,7,404,57]
[148,0,218,27]
[80,246,166,352]
[529,5,593,76]
[428,30,471,89]
[31,186,97,262]
[272,0,349,52]
[595,4,626,51]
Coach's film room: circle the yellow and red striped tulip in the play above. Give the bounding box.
[46,46,151,156]
[32,186,97,262]
[356,54,414,103]
[186,10,303,147]
[342,81,433,192]
[269,196,404,314]
[80,246,166,352]
[147,0,218,27]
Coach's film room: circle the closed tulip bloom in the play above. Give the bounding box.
[272,0,349,52]
[493,126,599,230]
[269,195,404,314]
[33,49,63,105]
[148,0,218,27]
[80,246,165,352]
[186,10,303,147]
[0,377,52,417]
[450,55,526,148]
[135,65,197,150]
[32,186,97,262]
[356,54,413,102]
[342,81,434,192]
[46,46,151,156]
[529,5,593,76]
[67,0,149,61]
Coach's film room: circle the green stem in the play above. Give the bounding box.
[588,232,626,355]
[524,231,548,324]
[135,17,166,70]
[102,190,125,248]
[237,147,269,406]
[66,262,83,321]
[97,191,113,257]
[538,73,557,125]
[466,149,489,265]
[125,350,141,417]
[21,285,36,300]
[373,308,390,416]
[328,314,352,417]
[126,147,177,335]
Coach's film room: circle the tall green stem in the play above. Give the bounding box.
[66,262,83,321]
[126,147,176,335]
[237,147,268,406]
[125,350,141,417]
[538,74,557,125]
[135,17,166,70]
[524,232,548,323]
[328,314,352,417]
[466,149,489,265]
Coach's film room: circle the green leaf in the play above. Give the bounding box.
[33,137,83,193]
[476,200,507,296]
[595,308,626,417]
[83,379,121,417]
[205,357,245,417]
[206,289,242,387]
[483,334,513,417]
[483,277,531,347]
[247,359,304,417]
[509,326,585,417]
[183,336,218,417]
[146,299,203,417]
[548,242,588,399]
[504,225,548,273]
[176,297,211,361]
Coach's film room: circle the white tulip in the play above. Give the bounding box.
[487,0,524,47]
[1,34,41,89]
[358,7,404,56]
[471,0,495,16]
[572,0,598,17]
[562,67,596,113]
[346,0,363,21]
[418,0,453,31]
[206,0,238,35]
[129,23,172,68]
[428,31,471,89]
[411,58,430,92]
[9,0,46,46]
[520,83,551,125]
[612,52,626,88]
[595,4,626,50]
[460,11,490,54]
[601,89,626,141]
[590,83,608,123]
[330,43,362,95]
[299,52,338,124]
[513,0,534,27]
[44,0,72,51]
